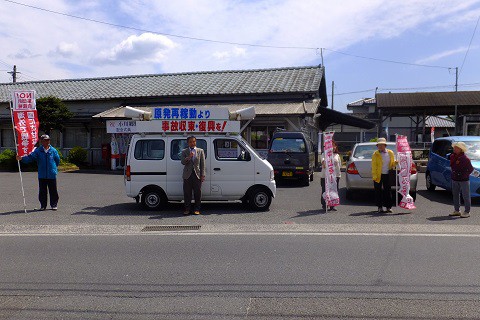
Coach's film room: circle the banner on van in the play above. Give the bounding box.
[107,119,241,133]
[396,135,416,210]
[152,107,230,121]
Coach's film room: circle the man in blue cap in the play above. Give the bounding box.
[16,134,61,211]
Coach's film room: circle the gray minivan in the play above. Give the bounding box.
[266,131,315,186]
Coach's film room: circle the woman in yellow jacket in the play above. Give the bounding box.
[372,138,396,213]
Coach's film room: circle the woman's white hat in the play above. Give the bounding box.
[452,141,468,153]
[376,137,387,145]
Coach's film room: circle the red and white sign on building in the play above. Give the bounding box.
[11,90,40,157]
[396,135,416,210]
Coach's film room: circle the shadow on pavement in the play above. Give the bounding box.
[291,209,325,218]
[350,210,412,218]
[426,215,460,222]
[418,189,480,206]
[275,179,310,188]
[0,209,30,216]
[417,189,452,205]
[72,201,259,219]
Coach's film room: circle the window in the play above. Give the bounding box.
[64,127,88,148]
[1,129,15,148]
[464,141,480,161]
[467,123,480,136]
[270,138,307,153]
[134,140,165,160]
[91,128,110,148]
[170,139,207,160]
[432,140,452,158]
[353,144,397,159]
[214,139,249,161]
[250,125,284,149]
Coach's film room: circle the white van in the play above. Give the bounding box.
[125,133,276,211]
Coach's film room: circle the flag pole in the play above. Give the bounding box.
[9,100,28,213]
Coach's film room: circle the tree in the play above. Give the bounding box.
[36,96,74,134]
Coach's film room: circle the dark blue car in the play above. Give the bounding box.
[426,136,480,197]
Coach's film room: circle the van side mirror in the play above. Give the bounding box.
[238,150,251,161]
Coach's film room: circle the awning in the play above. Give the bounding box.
[315,107,376,130]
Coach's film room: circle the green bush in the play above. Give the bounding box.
[0,149,17,171]
[67,146,87,166]
[369,137,378,142]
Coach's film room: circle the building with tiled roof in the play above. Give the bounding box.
[0,65,374,166]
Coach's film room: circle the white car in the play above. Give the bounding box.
[345,142,418,200]
[125,134,276,211]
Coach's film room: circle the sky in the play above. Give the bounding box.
[0,0,479,112]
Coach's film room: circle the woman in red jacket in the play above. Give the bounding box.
[449,142,474,218]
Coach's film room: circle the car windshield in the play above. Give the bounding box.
[464,141,480,161]
[270,138,306,153]
[353,144,397,159]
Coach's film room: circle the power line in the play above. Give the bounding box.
[459,14,480,77]
[2,0,454,70]
[329,82,480,96]
[3,0,317,50]
[323,48,452,69]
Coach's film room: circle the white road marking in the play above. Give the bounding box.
[1,231,480,237]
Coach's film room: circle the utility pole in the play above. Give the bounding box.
[454,67,458,135]
[7,65,18,83]
[331,80,334,110]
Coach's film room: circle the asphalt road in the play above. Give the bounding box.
[1,170,480,319]
[0,170,478,226]
[1,233,480,319]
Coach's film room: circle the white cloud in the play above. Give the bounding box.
[213,47,247,60]
[8,49,40,60]
[52,42,80,58]
[94,33,178,64]
[415,46,477,64]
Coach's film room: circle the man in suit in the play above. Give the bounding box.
[181,136,206,215]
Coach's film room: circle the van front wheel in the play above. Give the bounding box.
[141,188,166,210]
[249,187,272,211]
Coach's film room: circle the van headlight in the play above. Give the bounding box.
[270,170,275,181]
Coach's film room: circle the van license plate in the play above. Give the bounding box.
[282,171,293,177]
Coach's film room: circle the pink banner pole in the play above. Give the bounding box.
[395,134,398,207]
[9,100,27,213]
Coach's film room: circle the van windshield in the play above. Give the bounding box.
[240,137,262,158]
[465,141,480,160]
[270,138,306,153]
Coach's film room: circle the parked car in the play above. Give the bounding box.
[266,131,315,186]
[426,136,480,197]
[345,142,418,200]
[125,133,276,211]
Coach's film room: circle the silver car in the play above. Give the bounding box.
[345,142,418,200]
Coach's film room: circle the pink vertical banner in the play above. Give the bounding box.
[396,135,415,210]
[11,90,39,157]
[323,132,340,207]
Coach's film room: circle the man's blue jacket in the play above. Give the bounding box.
[21,146,61,179]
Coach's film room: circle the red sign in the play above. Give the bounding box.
[11,90,40,157]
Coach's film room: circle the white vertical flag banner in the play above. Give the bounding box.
[396,135,416,210]
[322,132,340,207]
